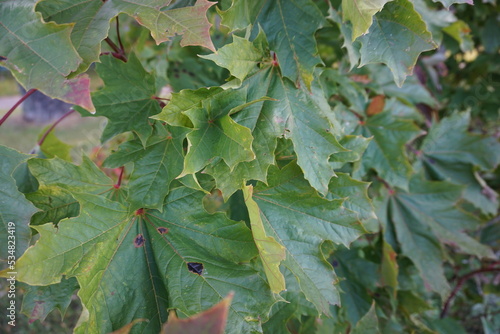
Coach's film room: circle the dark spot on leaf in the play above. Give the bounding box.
[157,227,169,235]
[134,234,145,247]
[187,262,203,275]
[332,260,339,267]
[173,68,179,73]
[182,69,187,73]
[135,208,144,216]
[188,72,195,77]
[174,74,179,78]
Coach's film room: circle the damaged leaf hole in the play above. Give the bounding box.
[157,227,169,235]
[187,262,203,275]
[134,234,145,247]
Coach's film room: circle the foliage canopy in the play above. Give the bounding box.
[1,0,499,333]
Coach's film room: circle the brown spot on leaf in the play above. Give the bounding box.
[366,95,385,116]
[134,234,145,247]
[157,227,169,235]
[350,74,371,84]
[187,262,203,275]
[29,301,45,324]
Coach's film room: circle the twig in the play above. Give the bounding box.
[0,89,37,126]
[38,108,76,146]
[441,266,500,318]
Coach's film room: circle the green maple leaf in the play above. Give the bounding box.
[328,7,362,71]
[412,0,457,45]
[252,163,365,316]
[20,277,79,324]
[28,156,115,195]
[351,303,379,334]
[0,0,93,110]
[153,87,224,128]
[263,268,317,333]
[26,186,80,226]
[5,187,276,333]
[358,0,437,87]
[37,129,72,161]
[331,246,378,326]
[181,89,257,175]
[104,124,190,211]
[432,0,472,9]
[418,112,500,215]
[355,111,424,190]
[381,176,494,298]
[327,173,376,223]
[342,0,393,40]
[219,0,324,88]
[0,146,38,262]
[329,135,372,171]
[214,67,347,197]
[200,35,264,82]
[36,0,215,74]
[90,53,161,145]
[27,156,126,225]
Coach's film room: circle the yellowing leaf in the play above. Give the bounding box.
[243,184,286,294]
[342,0,393,40]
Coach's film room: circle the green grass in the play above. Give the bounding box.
[0,112,106,158]
[0,72,20,97]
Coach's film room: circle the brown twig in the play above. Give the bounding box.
[440,266,500,318]
[38,108,76,146]
[0,89,37,126]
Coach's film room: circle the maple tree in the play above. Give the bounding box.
[1,0,499,333]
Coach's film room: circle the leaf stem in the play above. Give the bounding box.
[440,266,500,318]
[376,176,395,195]
[104,37,127,62]
[406,144,422,157]
[38,108,76,146]
[0,89,37,127]
[114,166,125,189]
[115,16,125,53]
